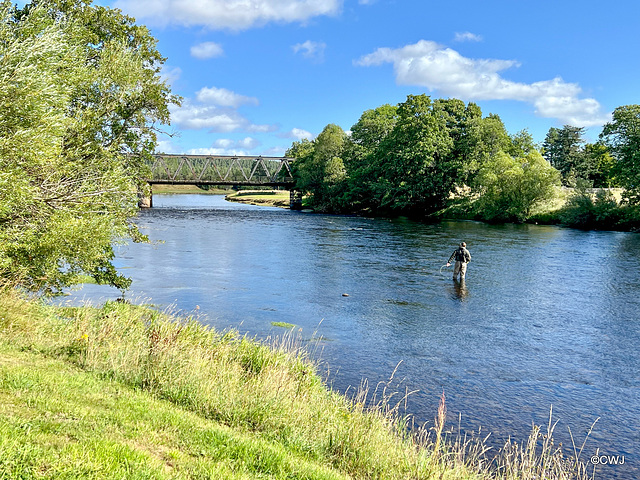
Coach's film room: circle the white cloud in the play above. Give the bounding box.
[355,40,610,127]
[292,40,326,62]
[262,146,288,156]
[454,32,483,43]
[186,147,251,156]
[155,137,182,154]
[190,41,224,59]
[160,65,182,86]
[196,86,259,107]
[280,127,314,140]
[113,0,342,31]
[170,101,275,133]
[213,137,261,149]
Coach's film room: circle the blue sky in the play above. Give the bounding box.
[97,0,639,156]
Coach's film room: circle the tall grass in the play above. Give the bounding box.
[0,286,598,479]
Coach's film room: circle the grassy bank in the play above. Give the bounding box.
[226,190,292,208]
[0,288,595,479]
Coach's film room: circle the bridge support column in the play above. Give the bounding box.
[289,190,303,210]
[138,184,153,208]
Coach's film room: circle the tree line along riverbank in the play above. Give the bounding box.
[286,98,640,232]
[0,287,599,479]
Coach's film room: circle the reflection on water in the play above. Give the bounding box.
[67,195,640,479]
[449,279,469,301]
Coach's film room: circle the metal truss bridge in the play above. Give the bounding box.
[141,154,302,209]
[146,154,295,187]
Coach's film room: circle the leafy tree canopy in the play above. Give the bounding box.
[600,105,640,204]
[0,0,179,293]
[473,150,560,222]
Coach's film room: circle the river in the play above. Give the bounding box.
[68,194,640,479]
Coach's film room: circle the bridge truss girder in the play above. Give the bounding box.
[147,154,295,187]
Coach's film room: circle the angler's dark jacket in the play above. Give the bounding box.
[448,247,471,264]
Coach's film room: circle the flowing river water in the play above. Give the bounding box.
[68,194,640,479]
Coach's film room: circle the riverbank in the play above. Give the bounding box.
[0,287,596,479]
[225,190,292,208]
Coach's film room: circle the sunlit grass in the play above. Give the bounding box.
[226,190,291,208]
[0,287,598,479]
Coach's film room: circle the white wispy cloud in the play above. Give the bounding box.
[190,42,224,59]
[113,0,342,30]
[155,137,182,154]
[214,137,261,150]
[355,40,610,126]
[170,101,275,133]
[160,65,182,86]
[196,86,259,108]
[186,147,251,156]
[292,40,326,62]
[280,127,314,140]
[454,31,483,43]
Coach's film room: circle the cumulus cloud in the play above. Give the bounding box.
[454,31,483,43]
[190,41,224,59]
[113,0,342,30]
[280,127,314,140]
[170,101,275,133]
[292,40,326,62]
[196,86,259,107]
[155,137,182,154]
[355,40,609,126]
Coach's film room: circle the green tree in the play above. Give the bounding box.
[289,124,347,212]
[0,1,178,293]
[474,150,561,222]
[349,104,398,153]
[370,94,454,215]
[559,179,621,229]
[600,105,640,205]
[338,105,398,212]
[432,98,483,184]
[579,142,616,188]
[542,125,586,184]
[509,129,538,157]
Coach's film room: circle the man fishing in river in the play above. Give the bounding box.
[446,242,471,281]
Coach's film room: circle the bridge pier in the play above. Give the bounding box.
[138,185,152,208]
[289,190,303,210]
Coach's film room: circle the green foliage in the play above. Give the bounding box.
[559,180,622,229]
[0,1,178,293]
[474,151,561,222]
[582,143,616,188]
[541,125,616,189]
[542,125,585,183]
[288,124,347,212]
[600,104,640,205]
[289,95,546,219]
[369,94,454,214]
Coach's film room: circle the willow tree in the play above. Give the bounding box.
[473,151,561,222]
[0,1,179,293]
